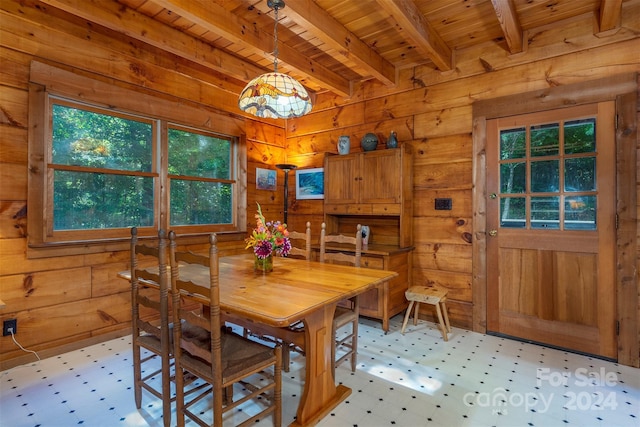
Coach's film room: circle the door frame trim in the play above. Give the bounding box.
[471,73,638,367]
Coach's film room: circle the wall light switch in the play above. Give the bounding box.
[435,198,452,210]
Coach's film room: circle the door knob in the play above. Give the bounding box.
[488,230,497,236]
[489,193,497,199]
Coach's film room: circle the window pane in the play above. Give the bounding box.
[564,119,595,154]
[52,104,153,172]
[530,160,559,193]
[500,128,526,159]
[565,195,596,230]
[54,171,154,230]
[500,162,525,193]
[565,157,596,191]
[500,197,525,228]
[530,123,559,157]
[168,128,231,179]
[531,196,559,229]
[170,180,232,225]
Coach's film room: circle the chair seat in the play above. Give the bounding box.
[180,327,278,383]
[334,306,357,328]
[136,334,163,352]
[223,312,305,372]
[405,286,447,304]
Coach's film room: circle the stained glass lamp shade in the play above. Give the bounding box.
[238,72,312,119]
[237,0,312,119]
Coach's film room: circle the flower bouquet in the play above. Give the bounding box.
[245,203,291,272]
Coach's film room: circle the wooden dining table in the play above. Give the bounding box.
[120,252,397,426]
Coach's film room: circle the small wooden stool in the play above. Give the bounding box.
[401,286,451,341]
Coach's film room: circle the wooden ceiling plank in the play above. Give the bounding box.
[39,0,264,82]
[376,0,452,71]
[281,0,397,86]
[155,0,351,97]
[597,0,623,34]
[490,0,524,54]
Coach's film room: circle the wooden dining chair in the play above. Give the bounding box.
[320,223,363,375]
[240,221,311,372]
[130,227,172,427]
[169,231,282,427]
[281,221,311,366]
[287,221,311,260]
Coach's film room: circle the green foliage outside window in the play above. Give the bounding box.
[498,118,597,230]
[52,104,154,230]
[50,102,235,231]
[168,127,233,226]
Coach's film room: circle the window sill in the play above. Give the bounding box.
[27,231,247,259]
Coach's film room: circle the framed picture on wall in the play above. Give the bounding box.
[296,167,324,199]
[256,167,276,191]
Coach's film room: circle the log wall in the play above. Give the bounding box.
[0,0,289,369]
[284,2,640,363]
[0,0,638,368]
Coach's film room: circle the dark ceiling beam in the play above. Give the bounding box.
[155,0,351,97]
[490,0,524,54]
[376,0,452,71]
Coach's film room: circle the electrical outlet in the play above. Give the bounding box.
[3,318,17,336]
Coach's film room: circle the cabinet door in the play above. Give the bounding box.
[324,154,358,204]
[359,150,401,204]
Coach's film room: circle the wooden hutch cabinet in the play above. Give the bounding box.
[321,145,413,332]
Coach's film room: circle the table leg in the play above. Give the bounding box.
[291,303,351,426]
[381,280,390,333]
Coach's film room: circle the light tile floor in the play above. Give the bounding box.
[1,314,638,426]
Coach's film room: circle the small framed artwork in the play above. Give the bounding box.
[256,167,276,191]
[296,167,324,199]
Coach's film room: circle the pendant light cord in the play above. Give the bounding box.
[273,6,280,73]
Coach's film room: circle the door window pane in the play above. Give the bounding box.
[500,197,525,228]
[500,128,526,159]
[565,196,596,230]
[500,162,525,193]
[564,119,596,154]
[531,197,559,229]
[496,113,598,232]
[565,157,596,191]
[530,160,559,193]
[531,123,559,157]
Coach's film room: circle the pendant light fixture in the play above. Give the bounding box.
[238,0,312,119]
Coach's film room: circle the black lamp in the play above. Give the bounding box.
[275,163,297,224]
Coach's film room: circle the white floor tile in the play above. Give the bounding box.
[1,315,638,427]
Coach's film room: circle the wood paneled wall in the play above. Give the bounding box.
[0,0,639,368]
[284,3,640,340]
[0,0,289,369]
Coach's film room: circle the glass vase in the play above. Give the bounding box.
[254,254,273,273]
